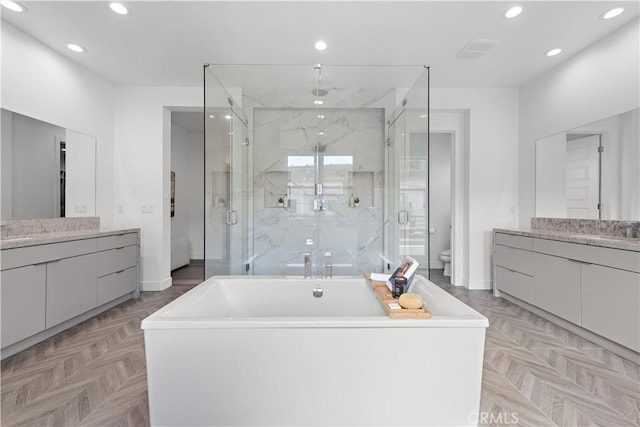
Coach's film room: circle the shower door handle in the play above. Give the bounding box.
[226,210,238,225]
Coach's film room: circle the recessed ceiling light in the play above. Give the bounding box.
[504,6,523,18]
[228,131,234,135]
[314,100,323,105]
[317,114,325,119]
[317,131,325,136]
[545,48,562,57]
[545,47,562,56]
[224,114,232,120]
[603,7,624,19]
[314,40,327,51]
[66,43,86,53]
[419,114,428,119]
[208,114,215,119]
[0,0,25,12]
[109,2,128,15]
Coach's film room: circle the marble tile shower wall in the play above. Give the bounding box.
[251,107,386,275]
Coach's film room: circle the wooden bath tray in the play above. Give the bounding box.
[364,273,432,319]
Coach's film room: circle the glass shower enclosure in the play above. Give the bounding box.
[204,64,429,280]
[203,65,249,277]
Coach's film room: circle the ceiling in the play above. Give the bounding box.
[2,1,638,89]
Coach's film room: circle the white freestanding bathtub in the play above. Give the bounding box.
[142,275,488,427]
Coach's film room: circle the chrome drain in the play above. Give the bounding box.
[313,286,323,298]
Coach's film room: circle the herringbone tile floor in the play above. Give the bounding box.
[1,267,638,426]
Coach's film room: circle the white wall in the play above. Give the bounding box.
[171,123,191,270]
[535,132,568,217]
[1,22,115,226]
[65,129,97,217]
[113,87,202,290]
[187,129,205,259]
[519,18,640,226]
[432,88,520,290]
[429,132,452,269]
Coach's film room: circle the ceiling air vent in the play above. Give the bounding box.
[456,39,499,59]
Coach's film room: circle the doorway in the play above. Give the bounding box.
[170,111,205,283]
[428,132,453,282]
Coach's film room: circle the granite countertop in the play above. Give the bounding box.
[494,228,640,252]
[0,228,140,250]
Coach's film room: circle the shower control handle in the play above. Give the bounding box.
[398,210,409,225]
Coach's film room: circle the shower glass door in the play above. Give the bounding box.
[387,68,430,275]
[204,66,249,279]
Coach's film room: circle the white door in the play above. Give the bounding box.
[566,135,600,219]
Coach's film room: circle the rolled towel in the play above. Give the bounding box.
[398,293,423,309]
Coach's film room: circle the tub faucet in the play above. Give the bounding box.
[303,252,312,278]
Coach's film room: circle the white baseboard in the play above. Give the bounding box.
[465,278,493,290]
[141,277,172,291]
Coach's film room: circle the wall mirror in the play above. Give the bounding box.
[535,108,639,221]
[1,108,96,220]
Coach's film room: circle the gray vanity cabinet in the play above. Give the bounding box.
[46,253,98,328]
[532,252,581,324]
[0,264,46,347]
[495,230,640,357]
[0,230,139,358]
[581,264,640,352]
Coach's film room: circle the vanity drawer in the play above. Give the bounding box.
[532,238,640,273]
[495,233,533,251]
[97,267,137,305]
[1,238,97,270]
[496,245,533,276]
[97,233,138,251]
[496,266,533,304]
[97,246,137,277]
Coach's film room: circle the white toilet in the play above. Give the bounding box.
[440,249,451,276]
